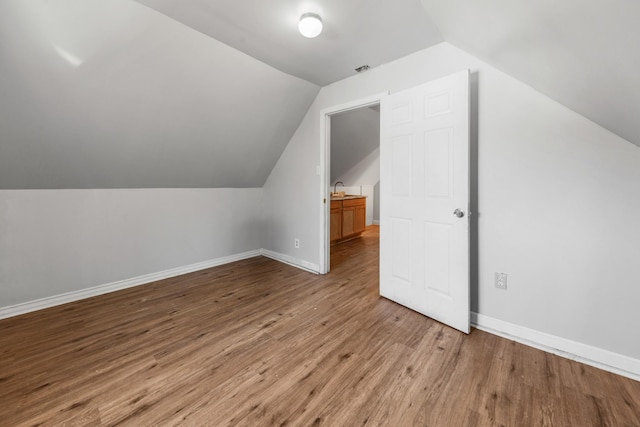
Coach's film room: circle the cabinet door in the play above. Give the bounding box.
[330,207,342,241]
[354,205,366,234]
[342,207,356,237]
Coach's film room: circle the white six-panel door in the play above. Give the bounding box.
[380,70,470,333]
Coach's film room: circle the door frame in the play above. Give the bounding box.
[318,92,388,274]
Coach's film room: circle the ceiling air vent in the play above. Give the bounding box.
[355,65,370,73]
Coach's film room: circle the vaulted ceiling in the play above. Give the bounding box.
[0,0,320,188]
[1,0,638,189]
[420,0,640,148]
[136,0,640,149]
[135,0,443,86]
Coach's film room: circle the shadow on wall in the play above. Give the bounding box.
[374,181,380,222]
[470,72,480,313]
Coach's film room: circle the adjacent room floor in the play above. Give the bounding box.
[1,226,639,426]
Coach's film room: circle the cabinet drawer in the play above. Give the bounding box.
[342,197,366,208]
[330,200,342,210]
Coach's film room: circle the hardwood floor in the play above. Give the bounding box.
[1,226,639,426]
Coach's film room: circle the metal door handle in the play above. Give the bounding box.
[453,209,464,218]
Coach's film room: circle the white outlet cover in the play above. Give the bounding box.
[495,272,508,290]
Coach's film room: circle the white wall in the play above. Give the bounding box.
[0,188,263,308]
[262,42,640,362]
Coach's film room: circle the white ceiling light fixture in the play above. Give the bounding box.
[298,13,323,38]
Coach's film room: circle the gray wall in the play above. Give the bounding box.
[330,107,380,186]
[330,107,381,222]
[0,0,306,313]
[262,42,640,362]
[373,182,380,223]
[0,189,263,307]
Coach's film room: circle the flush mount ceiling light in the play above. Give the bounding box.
[298,13,323,38]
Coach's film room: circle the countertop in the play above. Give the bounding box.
[330,194,367,201]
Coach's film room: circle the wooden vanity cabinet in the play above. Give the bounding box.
[330,197,366,243]
[330,200,343,242]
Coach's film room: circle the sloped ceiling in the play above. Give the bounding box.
[135,0,444,86]
[3,0,637,189]
[331,107,380,183]
[420,0,640,148]
[0,0,319,188]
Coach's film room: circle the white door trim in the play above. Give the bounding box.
[318,92,389,274]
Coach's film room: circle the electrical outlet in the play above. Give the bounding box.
[495,272,508,290]
[294,238,300,249]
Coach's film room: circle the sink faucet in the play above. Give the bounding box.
[334,181,344,194]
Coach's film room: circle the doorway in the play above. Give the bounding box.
[319,71,471,334]
[328,104,380,266]
[319,93,387,274]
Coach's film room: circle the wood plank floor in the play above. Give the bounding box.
[1,226,639,426]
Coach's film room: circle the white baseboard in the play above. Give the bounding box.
[471,312,640,382]
[0,250,261,320]
[260,249,320,274]
[373,220,380,225]
[6,256,637,383]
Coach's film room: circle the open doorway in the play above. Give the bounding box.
[329,105,380,269]
[319,93,386,274]
[319,72,472,333]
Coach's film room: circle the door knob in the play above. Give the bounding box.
[453,208,464,218]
